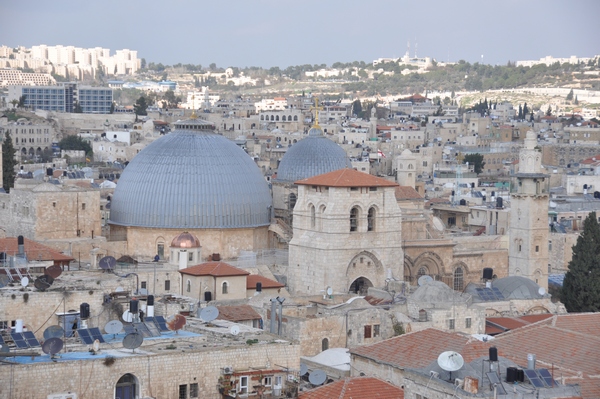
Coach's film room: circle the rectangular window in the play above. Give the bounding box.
[82,203,86,210]
[239,376,249,394]
[535,245,539,253]
[189,383,199,398]
[373,324,380,337]
[141,281,147,289]
[465,318,472,328]
[263,376,272,387]
[179,384,187,399]
[448,319,455,330]
[188,252,193,261]
[165,280,171,291]
[364,325,372,339]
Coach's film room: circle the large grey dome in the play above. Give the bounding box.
[275,127,351,182]
[109,119,272,229]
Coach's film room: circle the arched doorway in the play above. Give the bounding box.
[115,373,139,399]
[349,277,373,295]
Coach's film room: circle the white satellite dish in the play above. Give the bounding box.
[122,310,133,323]
[115,286,124,292]
[92,339,100,352]
[418,275,434,287]
[437,351,465,372]
[538,287,546,296]
[326,286,333,296]
[308,369,327,386]
[21,277,29,287]
[230,325,240,336]
[199,306,219,323]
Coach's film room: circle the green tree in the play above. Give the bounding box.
[58,135,92,156]
[546,105,552,116]
[73,101,83,113]
[561,211,600,312]
[574,95,579,105]
[134,96,148,120]
[2,132,17,192]
[109,102,115,114]
[566,89,574,101]
[523,102,529,116]
[10,99,18,109]
[463,153,485,174]
[18,95,27,108]
[518,104,523,119]
[351,99,362,117]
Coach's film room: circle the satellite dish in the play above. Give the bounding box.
[104,320,123,335]
[199,306,219,323]
[122,310,134,323]
[167,314,187,332]
[122,332,143,351]
[98,256,117,270]
[0,275,9,288]
[34,275,54,291]
[432,216,445,232]
[0,344,9,353]
[326,286,333,296]
[300,364,308,376]
[92,339,100,352]
[418,275,434,286]
[230,325,240,336]
[45,265,63,279]
[538,287,546,296]
[43,325,64,340]
[115,286,124,292]
[308,369,327,386]
[437,351,465,372]
[21,277,29,287]
[42,337,64,357]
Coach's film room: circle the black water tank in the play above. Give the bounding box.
[506,367,517,383]
[46,168,53,176]
[489,346,498,362]
[130,299,139,313]
[18,235,24,245]
[496,197,503,208]
[147,295,154,306]
[584,184,588,189]
[483,268,494,280]
[517,369,525,382]
[80,303,90,319]
[204,291,212,302]
[256,282,262,292]
[595,191,600,199]
[452,190,455,196]
[491,191,496,197]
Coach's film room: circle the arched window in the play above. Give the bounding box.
[276,115,279,121]
[222,282,228,294]
[367,207,376,231]
[282,115,286,121]
[322,338,329,351]
[350,207,359,232]
[288,193,297,210]
[293,115,298,121]
[260,115,264,120]
[417,266,428,278]
[186,279,191,293]
[270,115,274,121]
[310,205,316,228]
[453,267,464,291]
[116,373,138,399]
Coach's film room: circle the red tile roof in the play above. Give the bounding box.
[295,168,398,188]
[0,237,74,263]
[486,314,553,334]
[246,274,284,290]
[299,377,404,399]
[395,186,423,200]
[178,262,250,277]
[216,305,261,322]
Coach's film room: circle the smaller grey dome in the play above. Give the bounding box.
[492,276,545,299]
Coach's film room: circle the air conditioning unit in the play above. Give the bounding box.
[455,378,464,388]
[223,366,234,374]
[48,394,77,399]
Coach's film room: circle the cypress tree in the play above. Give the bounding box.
[2,132,17,192]
[518,104,523,119]
[561,211,600,312]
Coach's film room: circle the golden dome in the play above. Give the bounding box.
[170,232,201,248]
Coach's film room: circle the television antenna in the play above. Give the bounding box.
[42,337,64,360]
[45,265,63,279]
[438,351,464,380]
[43,325,64,340]
[0,275,9,288]
[21,277,29,287]
[538,287,546,296]
[300,364,308,376]
[167,314,186,333]
[230,325,240,336]
[199,306,219,323]
[104,320,123,338]
[122,310,134,323]
[123,332,143,353]
[92,339,100,354]
[98,256,117,271]
[308,369,327,386]
[0,343,9,353]
[34,274,54,291]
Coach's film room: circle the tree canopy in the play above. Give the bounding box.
[58,135,92,156]
[561,211,600,312]
[2,132,17,192]
[134,96,149,117]
[463,153,486,174]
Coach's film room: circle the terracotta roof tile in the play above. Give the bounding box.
[178,262,250,277]
[295,169,398,188]
[395,186,423,200]
[299,377,404,399]
[0,237,74,263]
[246,274,284,290]
[216,305,261,322]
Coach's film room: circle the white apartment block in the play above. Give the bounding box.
[0,69,56,87]
[254,97,288,112]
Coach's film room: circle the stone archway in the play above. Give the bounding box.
[349,277,373,295]
[115,373,139,399]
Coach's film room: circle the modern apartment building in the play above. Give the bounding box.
[7,83,113,114]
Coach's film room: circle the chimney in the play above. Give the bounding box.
[17,236,25,257]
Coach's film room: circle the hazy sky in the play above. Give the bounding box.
[2,0,599,69]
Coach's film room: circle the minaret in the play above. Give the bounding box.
[508,131,549,289]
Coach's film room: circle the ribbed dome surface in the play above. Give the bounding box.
[276,128,351,183]
[109,121,272,229]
